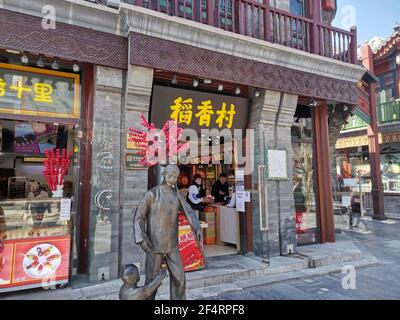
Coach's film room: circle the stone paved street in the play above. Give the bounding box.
[207,217,400,300]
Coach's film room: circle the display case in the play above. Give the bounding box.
[0,198,72,292]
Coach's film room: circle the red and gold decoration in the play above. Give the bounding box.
[43,148,73,197]
[128,115,189,167]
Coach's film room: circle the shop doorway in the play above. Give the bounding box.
[177,163,240,258]
[291,104,320,245]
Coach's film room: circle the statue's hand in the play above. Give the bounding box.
[140,239,152,253]
[160,265,167,278]
[195,228,202,243]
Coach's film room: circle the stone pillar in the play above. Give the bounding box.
[88,66,123,282]
[120,65,154,271]
[249,90,298,258]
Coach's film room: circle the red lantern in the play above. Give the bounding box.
[322,0,336,12]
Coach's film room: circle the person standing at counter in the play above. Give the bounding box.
[211,173,229,204]
[187,174,206,211]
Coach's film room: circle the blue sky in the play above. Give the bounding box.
[332,0,400,43]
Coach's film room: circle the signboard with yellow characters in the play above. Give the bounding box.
[0,63,80,119]
[150,85,249,133]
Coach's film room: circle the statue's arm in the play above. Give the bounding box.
[142,272,166,299]
[179,198,201,233]
[133,192,152,245]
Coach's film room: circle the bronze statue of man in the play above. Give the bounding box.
[133,164,202,300]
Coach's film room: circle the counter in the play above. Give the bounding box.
[0,198,72,292]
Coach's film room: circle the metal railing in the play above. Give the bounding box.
[377,100,400,124]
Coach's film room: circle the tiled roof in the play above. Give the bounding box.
[374,25,400,60]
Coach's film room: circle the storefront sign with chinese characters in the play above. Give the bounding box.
[382,131,400,144]
[336,134,383,149]
[151,85,249,132]
[0,63,80,119]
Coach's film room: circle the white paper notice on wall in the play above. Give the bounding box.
[244,191,251,203]
[236,185,246,213]
[60,198,72,222]
[267,149,288,180]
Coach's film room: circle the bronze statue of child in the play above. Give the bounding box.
[119,263,167,300]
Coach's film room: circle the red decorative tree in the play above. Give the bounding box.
[43,148,73,197]
[128,115,189,167]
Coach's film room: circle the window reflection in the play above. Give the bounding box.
[291,115,318,245]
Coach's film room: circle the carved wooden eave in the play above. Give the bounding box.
[0,7,128,69]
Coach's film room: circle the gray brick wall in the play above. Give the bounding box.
[120,66,154,274]
[87,66,123,282]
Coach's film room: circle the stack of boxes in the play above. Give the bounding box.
[200,206,216,245]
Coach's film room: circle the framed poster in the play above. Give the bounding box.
[0,236,71,292]
[267,149,288,180]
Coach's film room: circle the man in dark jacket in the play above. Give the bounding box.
[211,173,229,204]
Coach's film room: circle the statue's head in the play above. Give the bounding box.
[121,264,140,286]
[162,165,180,188]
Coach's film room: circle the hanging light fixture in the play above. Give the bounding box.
[218,84,224,92]
[21,54,29,64]
[193,78,199,87]
[235,87,241,95]
[51,58,60,70]
[253,88,260,98]
[171,74,178,85]
[36,55,45,68]
[72,61,80,73]
[308,98,318,107]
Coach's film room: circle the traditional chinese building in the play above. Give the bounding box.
[0,0,366,290]
[336,24,400,216]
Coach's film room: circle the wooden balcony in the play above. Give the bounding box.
[127,0,358,64]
